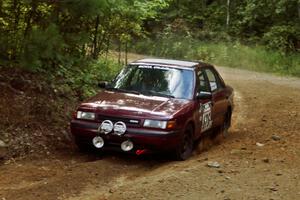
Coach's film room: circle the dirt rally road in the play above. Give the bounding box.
[0,66,300,200]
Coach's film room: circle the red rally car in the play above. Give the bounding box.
[70,58,234,160]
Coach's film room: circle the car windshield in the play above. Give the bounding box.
[109,65,195,99]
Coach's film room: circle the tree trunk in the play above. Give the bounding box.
[81,44,86,56]
[12,0,20,60]
[97,30,108,56]
[226,0,231,28]
[92,15,100,59]
[24,1,37,38]
[51,1,60,24]
[125,41,128,65]
[118,41,121,65]
[298,0,300,20]
[105,37,110,61]
[202,0,206,9]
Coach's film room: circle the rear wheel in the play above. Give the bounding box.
[220,110,231,138]
[174,125,194,161]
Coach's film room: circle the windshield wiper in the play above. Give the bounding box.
[106,87,140,95]
[142,90,175,98]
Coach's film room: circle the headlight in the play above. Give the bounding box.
[143,120,167,129]
[76,111,96,120]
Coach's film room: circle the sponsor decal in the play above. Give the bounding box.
[199,102,213,132]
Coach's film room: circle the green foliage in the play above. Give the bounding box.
[146,0,300,53]
[22,24,65,71]
[132,35,300,77]
[0,0,169,100]
[263,25,300,53]
[134,0,170,20]
[52,59,121,99]
[0,0,169,68]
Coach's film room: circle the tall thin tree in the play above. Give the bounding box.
[226,0,231,28]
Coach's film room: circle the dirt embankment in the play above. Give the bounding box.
[0,66,299,200]
[0,67,75,159]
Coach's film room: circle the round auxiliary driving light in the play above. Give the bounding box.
[92,136,104,148]
[121,140,134,152]
[113,121,127,135]
[99,120,113,134]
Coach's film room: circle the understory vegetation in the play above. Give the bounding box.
[132,35,300,77]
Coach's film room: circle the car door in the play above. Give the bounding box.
[204,67,228,128]
[195,69,213,137]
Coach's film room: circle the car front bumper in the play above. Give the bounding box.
[70,119,182,152]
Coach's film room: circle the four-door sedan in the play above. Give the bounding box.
[70,58,234,160]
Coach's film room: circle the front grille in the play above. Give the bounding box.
[97,114,141,127]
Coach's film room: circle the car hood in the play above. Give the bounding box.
[79,90,192,118]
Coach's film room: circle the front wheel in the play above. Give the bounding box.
[174,125,194,161]
[75,138,97,153]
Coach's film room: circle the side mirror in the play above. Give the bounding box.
[196,91,212,100]
[98,81,108,89]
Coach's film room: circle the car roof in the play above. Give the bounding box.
[130,58,200,69]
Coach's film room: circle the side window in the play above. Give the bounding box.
[197,70,210,93]
[205,68,221,92]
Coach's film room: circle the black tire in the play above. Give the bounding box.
[220,110,231,138]
[174,125,194,161]
[75,139,94,152]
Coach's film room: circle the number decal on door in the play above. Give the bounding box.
[200,102,213,132]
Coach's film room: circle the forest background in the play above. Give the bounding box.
[1,0,299,98]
